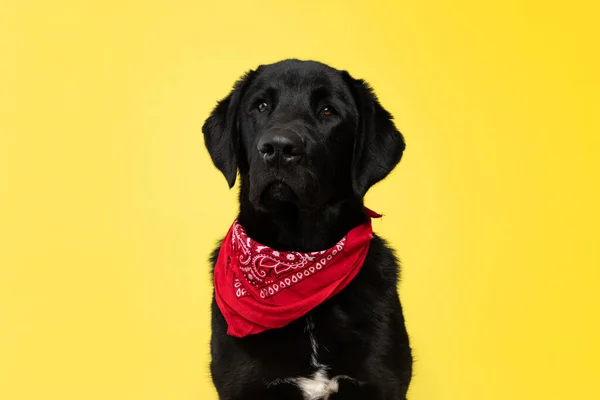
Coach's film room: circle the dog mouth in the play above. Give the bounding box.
[248,163,325,212]
[258,181,299,210]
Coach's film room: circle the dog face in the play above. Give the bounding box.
[203,59,405,211]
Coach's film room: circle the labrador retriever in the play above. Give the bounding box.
[203,59,412,399]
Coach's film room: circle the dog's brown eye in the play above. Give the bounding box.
[320,106,335,117]
[257,102,269,112]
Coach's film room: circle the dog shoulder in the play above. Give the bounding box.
[363,234,402,290]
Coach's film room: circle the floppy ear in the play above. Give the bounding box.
[349,78,406,197]
[202,70,256,188]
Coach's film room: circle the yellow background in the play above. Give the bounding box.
[1,1,599,399]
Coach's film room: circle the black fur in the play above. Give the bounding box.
[202,59,412,399]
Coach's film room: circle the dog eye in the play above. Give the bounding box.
[257,101,269,112]
[320,106,335,117]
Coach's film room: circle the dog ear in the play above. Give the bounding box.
[202,70,256,188]
[349,77,406,198]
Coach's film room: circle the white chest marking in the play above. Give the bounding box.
[297,369,340,399]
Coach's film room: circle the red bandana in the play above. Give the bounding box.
[214,208,382,337]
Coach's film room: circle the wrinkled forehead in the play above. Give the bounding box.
[245,63,355,107]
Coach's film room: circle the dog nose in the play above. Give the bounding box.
[257,131,304,166]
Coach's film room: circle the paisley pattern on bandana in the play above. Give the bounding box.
[230,221,347,299]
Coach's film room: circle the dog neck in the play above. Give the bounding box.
[237,194,368,253]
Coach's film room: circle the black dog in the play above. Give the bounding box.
[203,59,412,399]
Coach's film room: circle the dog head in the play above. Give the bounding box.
[203,59,405,212]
